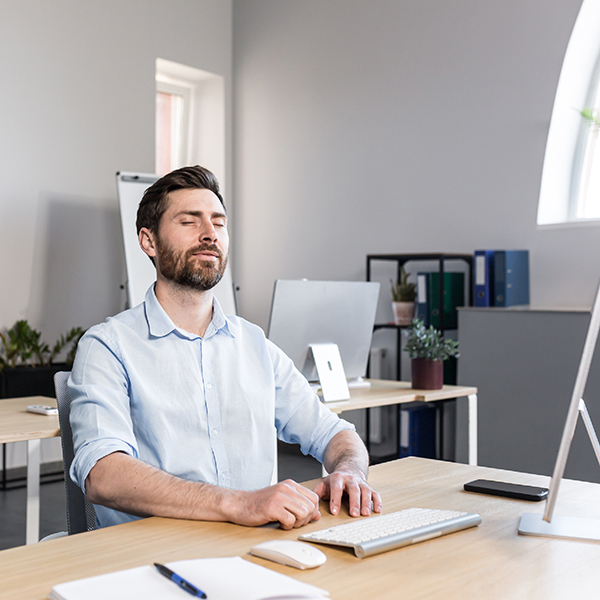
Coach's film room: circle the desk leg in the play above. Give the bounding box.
[26,439,41,545]
[467,394,478,466]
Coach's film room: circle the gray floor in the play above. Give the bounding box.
[0,444,322,551]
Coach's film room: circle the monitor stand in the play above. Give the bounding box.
[519,397,600,542]
[347,377,372,389]
[309,343,350,402]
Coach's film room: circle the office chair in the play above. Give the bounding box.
[53,371,96,534]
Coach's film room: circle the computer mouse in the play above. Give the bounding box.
[249,540,327,570]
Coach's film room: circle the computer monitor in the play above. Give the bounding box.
[267,280,380,386]
[519,278,600,541]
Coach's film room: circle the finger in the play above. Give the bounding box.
[276,482,320,529]
[345,477,362,518]
[293,481,321,505]
[372,490,383,513]
[285,480,321,519]
[279,496,320,529]
[327,474,345,516]
[359,483,373,516]
[312,479,328,499]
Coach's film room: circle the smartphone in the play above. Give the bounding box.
[26,404,58,416]
[464,479,548,502]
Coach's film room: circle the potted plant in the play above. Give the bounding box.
[404,318,459,389]
[390,267,417,326]
[0,320,84,398]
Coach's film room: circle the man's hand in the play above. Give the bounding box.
[315,429,383,518]
[231,480,321,530]
[313,469,382,517]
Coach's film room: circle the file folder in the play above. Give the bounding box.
[494,250,530,307]
[474,250,495,307]
[429,272,465,330]
[416,273,429,326]
[416,272,464,329]
[399,403,437,459]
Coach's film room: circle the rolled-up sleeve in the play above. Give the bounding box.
[268,340,355,463]
[68,327,138,494]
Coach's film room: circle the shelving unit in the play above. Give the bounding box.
[367,252,473,380]
[365,253,473,463]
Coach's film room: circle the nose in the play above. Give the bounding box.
[199,219,218,243]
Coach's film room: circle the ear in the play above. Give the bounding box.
[138,227,157,260]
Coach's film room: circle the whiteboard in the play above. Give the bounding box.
[116,171,237,315]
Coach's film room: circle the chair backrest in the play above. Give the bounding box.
[54,371,96,534]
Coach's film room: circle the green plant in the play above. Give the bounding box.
[580,107,600,134]
[404,318,459,361]
[0,320,84,372]
[390,267,417,302]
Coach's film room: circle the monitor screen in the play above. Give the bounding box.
[267,280,380,383]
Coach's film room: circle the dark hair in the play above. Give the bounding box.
[136,165,225,234]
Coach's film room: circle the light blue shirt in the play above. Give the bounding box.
[69,286,353,528]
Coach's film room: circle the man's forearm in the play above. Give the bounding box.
[322,429,369,478]
[85,452,236,522]
[85,451,322,529]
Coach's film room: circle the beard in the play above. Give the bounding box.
[155,238,228,292]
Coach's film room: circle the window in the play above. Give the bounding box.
[537,0,600,226]
[155,59,226,190]
[572,97,600,220]
[155,81,191,176]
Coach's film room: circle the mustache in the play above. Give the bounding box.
[186,243,224,260]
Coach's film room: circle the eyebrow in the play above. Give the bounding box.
[175,210,227,221]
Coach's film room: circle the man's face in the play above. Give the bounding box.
[144,187,229,291]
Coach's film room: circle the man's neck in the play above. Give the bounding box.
[154,277,214,337]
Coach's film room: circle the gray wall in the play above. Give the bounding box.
[458,308,600,482]
[0,0,232,341]
[232,0,592,332]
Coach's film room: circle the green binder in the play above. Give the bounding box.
[428,272,465,330]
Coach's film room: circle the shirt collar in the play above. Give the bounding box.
[145,284,235,340]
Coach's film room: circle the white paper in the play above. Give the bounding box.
[49,557,329,600]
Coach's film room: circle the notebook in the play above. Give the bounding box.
[49,556,329,600]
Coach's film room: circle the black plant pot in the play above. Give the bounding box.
[0,363,68,399]
[411,358,444,390]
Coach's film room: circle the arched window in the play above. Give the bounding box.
[537,0,600,225]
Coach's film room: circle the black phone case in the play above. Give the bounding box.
[463,479,548,501]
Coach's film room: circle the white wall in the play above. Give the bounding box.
[0,0,232,341]
[232,0,590,331]
[0,0,232,470]
[1,0,595,363]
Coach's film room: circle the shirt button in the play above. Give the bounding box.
[206,383,212,390]
[212,429,218,436]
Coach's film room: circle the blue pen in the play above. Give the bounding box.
[154,563,207,598]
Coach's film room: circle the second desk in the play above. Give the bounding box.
[325,380,478,465]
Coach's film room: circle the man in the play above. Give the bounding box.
[69,165,382,530]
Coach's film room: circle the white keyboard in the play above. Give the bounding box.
[299,508,481,558]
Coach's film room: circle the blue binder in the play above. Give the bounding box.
[399,403,436,459]
[474,250,495,307]
[494,250,530,307]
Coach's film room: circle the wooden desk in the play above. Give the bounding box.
[5,457,598,600]
[0,396,60,545]
[327,380,478,465]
